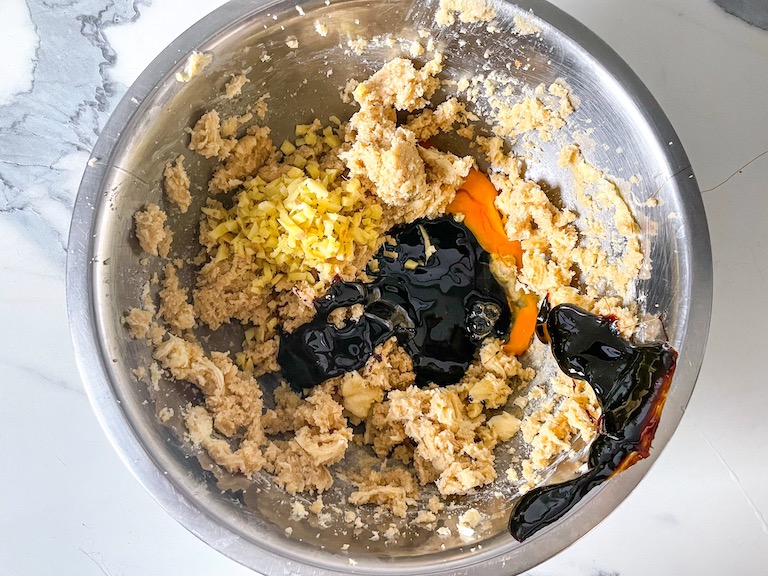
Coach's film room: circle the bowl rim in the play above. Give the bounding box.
[66,0,713,574]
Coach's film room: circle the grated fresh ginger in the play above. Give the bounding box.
[203,127,383,291]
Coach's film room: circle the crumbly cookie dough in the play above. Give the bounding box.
[134,203,172,258]
[224,74,249,99]
[435,0,496,26]
[163,155,191,213]
[126,40,647,525]
[340,54,473,222]
[175,51,212,83]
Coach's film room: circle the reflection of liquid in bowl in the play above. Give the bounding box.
[67,0,712,574]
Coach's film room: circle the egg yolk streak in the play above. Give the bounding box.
[447,169,537,355]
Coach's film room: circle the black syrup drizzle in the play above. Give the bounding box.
[508,300,678,541]
[278,216,511,389]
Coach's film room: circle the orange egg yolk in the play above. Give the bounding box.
[447,169,523,265]
[447,169,537,356]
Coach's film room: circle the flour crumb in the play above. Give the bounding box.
[254,93,270,120]
[188,110,236,160]
[286,36,299,49]
[436,526,452,538]
[414,510,437,524]
[158,407,174,422]
[458,508,482,535]
[149,362,162,391]
[427,496,445,513]
[347,36,368,54]
[309,495,324,515]
[123,308,154,340]
[383,524,400,541]
[291,501,309,520]
[159,264,195,331]
[314,20,328,36]
[410,41,425,57]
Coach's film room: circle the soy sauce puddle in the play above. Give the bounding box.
[278,216,511,388]
[508,300,678,541]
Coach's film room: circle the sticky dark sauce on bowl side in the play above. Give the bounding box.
[508,300,678,541]
[278,217,512,388]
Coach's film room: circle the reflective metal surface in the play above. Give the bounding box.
[67,0,712,574]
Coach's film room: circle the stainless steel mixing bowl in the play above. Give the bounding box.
[67,0,712,574]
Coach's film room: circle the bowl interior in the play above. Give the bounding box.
[77,0,709,574]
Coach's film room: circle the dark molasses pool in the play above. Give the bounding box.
[278,216,512,389]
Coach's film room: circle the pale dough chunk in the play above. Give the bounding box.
[404,98,474,141]
[193,257,270,330]
[491,82,575,142]
[224,74,249,99]
[327,303,365,329]
[188,110,237,160]
[339,338,415,421]
[492,96,564,143]
[254,93,270,121]
[134,203,172,258]
[154,338,267,476]
[175,51,212,83]
[219,113,253,139]
[158,264,195,332]
[264,439,334,494]
[314,21,328,37]
[262,389,352,493]
[163,155,191,213]
[435,0,496,26]
[414,510,437,524]
[262,384,305,435]
[364,401,408,459]
[361,339,535,495]
[208,125,274,192]
[237,335,280,378]
[341,55,473,222]
[488,135,639,335]
[123,307,153,340]
[348,468,420,518]
[386,385,496,495]
[185,405,266,476]
[493,166,579,293]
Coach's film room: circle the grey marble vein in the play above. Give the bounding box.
[0,0,150,276]
[714,0,768,31]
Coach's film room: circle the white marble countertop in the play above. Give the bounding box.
[1,0,767,574]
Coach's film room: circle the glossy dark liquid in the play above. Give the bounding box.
[509,302,678,541]
[278,217,511,389]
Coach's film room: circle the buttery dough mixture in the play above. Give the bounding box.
[126,31,644,532]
